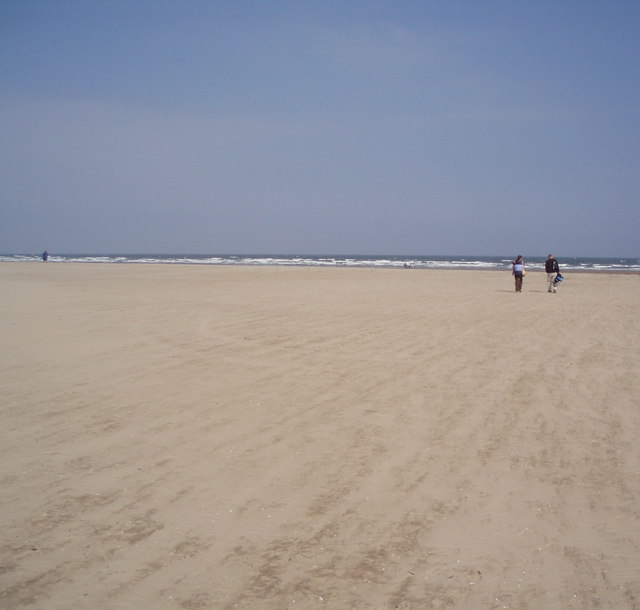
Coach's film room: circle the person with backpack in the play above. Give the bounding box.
[545,254,560,293]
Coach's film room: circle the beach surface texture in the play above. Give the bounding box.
[1,263,639,609]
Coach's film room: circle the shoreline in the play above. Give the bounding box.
[2,260,639,275]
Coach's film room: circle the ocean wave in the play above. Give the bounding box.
[1,253,638,272]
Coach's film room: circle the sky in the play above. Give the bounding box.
[1,0,639,257]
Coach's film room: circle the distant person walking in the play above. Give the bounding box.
[512,255,525,292]
[42,250,49,262]
[545,254,560,293]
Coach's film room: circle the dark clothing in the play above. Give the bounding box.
[545,257,559,273]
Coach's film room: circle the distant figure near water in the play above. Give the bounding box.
[512,255,525,292]
[42,250,49,262]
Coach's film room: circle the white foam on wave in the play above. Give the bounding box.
[1,254,637,272]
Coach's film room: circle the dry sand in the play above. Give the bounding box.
[1,262,639,610]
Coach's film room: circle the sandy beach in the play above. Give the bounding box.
[1,262,639,609]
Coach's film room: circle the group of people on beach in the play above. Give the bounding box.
[512,254,563,293]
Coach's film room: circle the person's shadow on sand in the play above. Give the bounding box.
[497,290,551,293]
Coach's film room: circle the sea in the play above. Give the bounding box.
[1,253,638,272]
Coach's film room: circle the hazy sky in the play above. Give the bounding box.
[1,1,639,256]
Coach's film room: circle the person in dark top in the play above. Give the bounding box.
[545,254,560,293]
[42,250,49,262]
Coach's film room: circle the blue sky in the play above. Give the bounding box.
[1,0,639,256]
